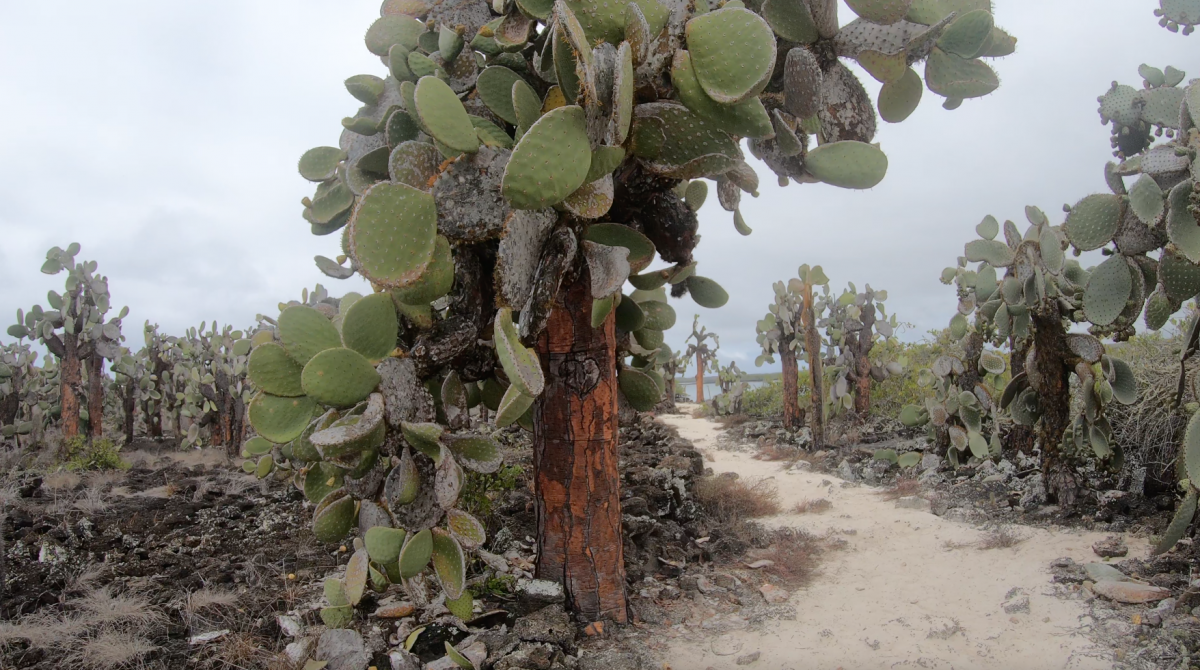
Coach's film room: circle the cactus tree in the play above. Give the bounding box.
[823,283,901,415]
[756,264,829,444]
[684,315,719,403]
[9,245,126,442]
[279,0,1014,624]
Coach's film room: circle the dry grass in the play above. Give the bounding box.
[874,477,920,501]
[193,631,274,670]
[163,449,229,469]
[63,630,156,669]
[791,498,832,514]
[756,528,822,588]
[0,613,79,647]
[76,587,165,628]
[219,472,259,497]
[977,524,1028,550]
[73,486,110,514]
[85,470,127,490]
[695,474,781,521]
[185,588,239,619]
[43,471,82,492]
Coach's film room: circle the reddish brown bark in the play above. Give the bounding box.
[1031,307,1075,505]
[534,273,627,623]
[780,345,802,430]
[60,334,82,442]
[695,354,705,404]
[87,355,104,439]
[853,354,872,415]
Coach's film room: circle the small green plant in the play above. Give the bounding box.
[64,436,128,471]
[459,464,524,519]
[472,573,517,600]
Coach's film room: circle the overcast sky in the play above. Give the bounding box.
[0,1,1193,372]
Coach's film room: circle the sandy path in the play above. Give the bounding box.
[659,408,1144,670]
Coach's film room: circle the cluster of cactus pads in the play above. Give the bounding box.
[822,283,902,414]
[1155,0,1200,35]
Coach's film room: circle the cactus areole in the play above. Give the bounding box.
[262,0,1014,622]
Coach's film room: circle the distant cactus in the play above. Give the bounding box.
[8,245,127,444]
[279,0,1016,630]
[822,283,903,416]
[684,315,719,404]
[756,264,829,445]
[712,359,747,415]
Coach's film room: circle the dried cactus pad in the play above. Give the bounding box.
[349,182,438,289]
[501,105,592,209]
[686,8,777,104]
[413,76,480,154]
[805,141,889,189]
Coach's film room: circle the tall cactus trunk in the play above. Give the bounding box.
[87,355,105,439]
[801,287,824,449]
[1006,335,1036,456]
[1031,309,1076,506]
[122,378,136,445]
[695,354,705,404]
[533,273,627,623]
[780,345,802,430]
[60,334,83,444]
[852,353,872,415]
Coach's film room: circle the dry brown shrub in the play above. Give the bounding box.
[43,471,81,492]
[977,524,1027,550]
[695,474,781,521]
[757,528,822,587]
[715,413,752,428]
[76,587,165,628]
[874,477,920,501]
[791,498,832,514]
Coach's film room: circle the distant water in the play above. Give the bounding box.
[676,380,766,401]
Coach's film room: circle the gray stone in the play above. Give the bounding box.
[1092,535,1128,558]
[920,453,943,472]
[1084,562,1130,583]
[277,614,304,637]
[1092,580,1171,604]
[1019,474,1046,509]
[895,496,931,512]
[316,629,369,670]
[942,507,986,525]
[576,648,652,670]
[788,460,812,472]
[388,649,421,670]
[513,604,574,648]
[494,642,560,670]
[836,459,857,482]
[516,578,565,608]
[1003,596,1030,614]
[736,651,761,665]
[285,638,315,665]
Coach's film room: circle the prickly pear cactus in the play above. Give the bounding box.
[1154,0,1200,35]
[0,340,49,444]
[899,351,1005,466]
[821,283,902,415]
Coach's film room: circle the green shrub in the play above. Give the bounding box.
[63,435,128,471]
[460,464,524,519]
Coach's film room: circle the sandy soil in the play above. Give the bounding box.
[660,407,1145,670]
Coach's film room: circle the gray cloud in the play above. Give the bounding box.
[0,1,1192,372]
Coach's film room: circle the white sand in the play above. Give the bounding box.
[659,407,1142,670]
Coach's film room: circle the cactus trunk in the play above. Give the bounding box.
[87,354,104,439]
[1006,336,1036,456]
[533,272,628,623]
[801,285,824,449]
[60,333,82,443]
[1031,308,1076,506]
[780,345,802,430]
[695,354,705,404]
[121,377,136,445]
[852,353,872,415]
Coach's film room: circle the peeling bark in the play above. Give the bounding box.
[802,285,824,449]
[534,271,627,623]
[87,355,105,439]
[780,345,802,430]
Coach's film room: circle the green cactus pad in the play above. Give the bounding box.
[477,66,524,124]
[497,384,536,427]
[592,295,617,328]
[619,368,662,411]
[414,77,480,153]
[494,308,545,396]
[1130,174,1167,226]
[937,9,994,58]
[349,182,438,289]
[686,276,729,308]
[304,462,344,503]
[559,0,666,44]
[671,51,774,140]
[856,49,908,84]
[435,451,464,508]
[846,0,914,24]
[340,293,399,360]
[615,295,646,331]
[366,15,425,56]
[964,239,1015,267]
[254,454,274,479]
[761,0,818,44]
[446,508,486,549]
[634,328,664,351]
[248,342,305,397]
[878,67,923,123]
[392,235,455,305]
[686,8,777,104]
[1083,255,1133,327]
[401,421,444,460]
[365,526,407,565]
[1161,250,1200,299]
[311,180,355,225]
[612,41,634,145]
[684,180,709,212]
[502,105,591,210]
[1154,487,1198,556]
[805,141,889,190]
[924,48,999,99]
[346,74,386,106]
[552,21,580,105]
[1145,287,1172,330]
[583,224,655,273]
[300,147,348,182]
[1166,181,1200,262]
[472,116,515,149]
[431,529,467,600]
[444,434,502,473]
[640,300,677,330]
[512,79,542,138]
[249,393,317,444]
[399,528,433,578]
[243,436,273,458]
[783,48,823,120]
[313,493,357,543]
[301,348,382,408]
[1181,407,1200,486]
[1064,194,1122,252]
[632,103,741,179]
[586,146,627,184]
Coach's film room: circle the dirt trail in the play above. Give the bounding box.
[660,408,1144,670]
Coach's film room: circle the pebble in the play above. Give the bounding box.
[277,615,304,637]
[736,651,761,665]
[1084,563,1129,583]
[1091,580,1171,604]
[759,583,789,604]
